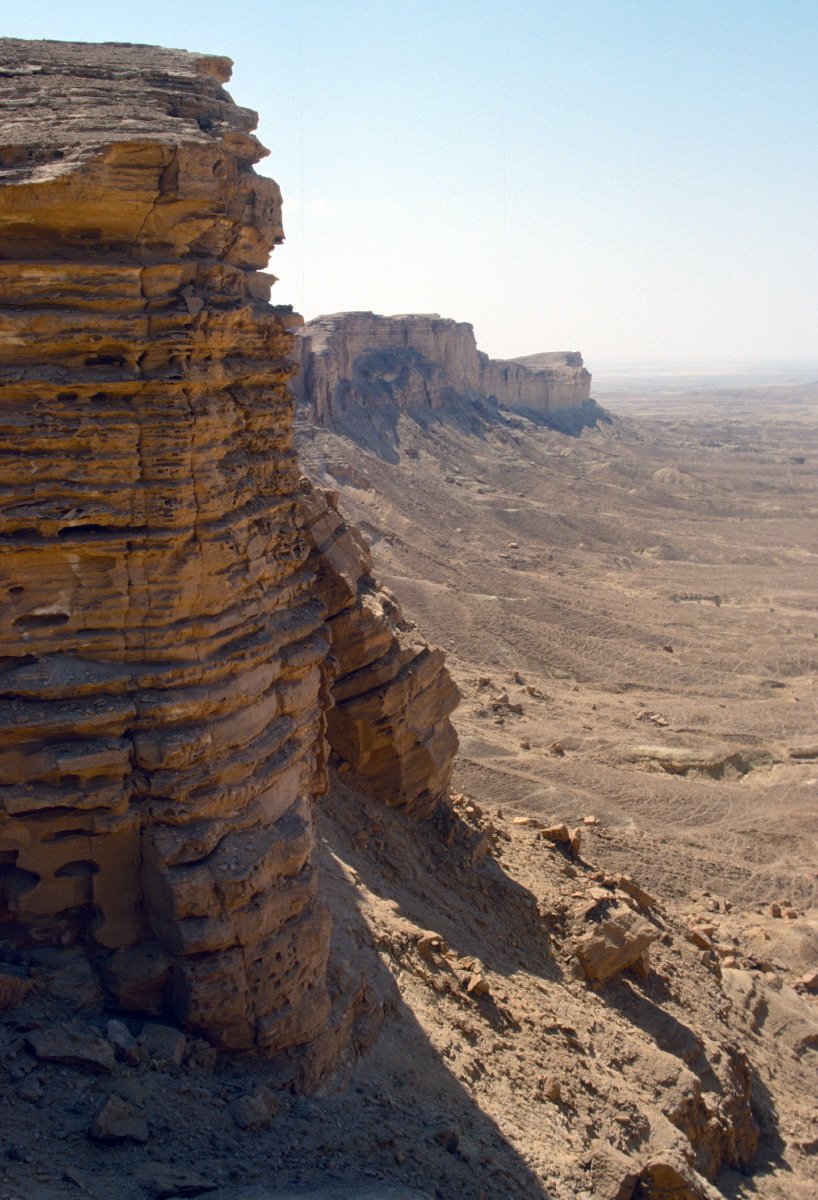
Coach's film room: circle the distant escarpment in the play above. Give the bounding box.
[0,40,458,1064]
[294,312,603,445]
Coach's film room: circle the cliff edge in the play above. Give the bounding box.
[0,39,458,1060]
[295,311,600,445]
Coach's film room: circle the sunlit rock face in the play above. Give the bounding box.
[301,486,460,819]
[0,39,332,1053]
[294,311,593,426]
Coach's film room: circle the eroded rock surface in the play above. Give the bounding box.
[302,485,459,817]
[294,311,596,433]
[0,39,331,1052]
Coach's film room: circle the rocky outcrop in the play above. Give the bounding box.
[294,311,594,429]
[301,486,459,818]
[0,40,332,1053]
[0,40,462,1061]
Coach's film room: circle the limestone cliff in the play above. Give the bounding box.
[302,486,459,818]
[0,40,458,1057]
[295,311,595,430]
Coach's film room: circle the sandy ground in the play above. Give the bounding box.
[295,381,818,1196]
[0,382,815,1200]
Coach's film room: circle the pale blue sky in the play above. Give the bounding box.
[4,1,817,365]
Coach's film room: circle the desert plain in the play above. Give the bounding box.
[2,361,816,1200]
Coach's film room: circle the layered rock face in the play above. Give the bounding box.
[302,486,459,818]
[0,41,332,1052]
[295,311,593,426]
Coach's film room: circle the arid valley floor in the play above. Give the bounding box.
[2,380,816,1200]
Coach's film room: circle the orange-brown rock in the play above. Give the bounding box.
[573,901,659,984]
[301,486,459,817]
[0,40,331,1051]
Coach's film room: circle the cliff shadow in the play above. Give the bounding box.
[299,790,555,1200]
[319,773,560,987]
[298,389,612,466]
[597,972,785,1188]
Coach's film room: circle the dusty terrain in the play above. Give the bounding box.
[1,380,816,1200]
[299,382,818,916]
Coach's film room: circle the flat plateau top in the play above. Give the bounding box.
[0,38,231,81]
[0,38,253,153]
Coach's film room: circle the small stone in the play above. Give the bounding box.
[687,926,714,951]
[416,932,445,961]
[583,815,598,826]
[91,1094,149,1144]
[230,1086,278,1131]
[465,973,490,997]
[26,1025,114,1074]
[783,908,798,920]
[537,822,571,844]
[797,968,818,992]
[139,1023,187,1067]
[107,1019,140,1065]
[542,1077,561,1102]
[770,903,783,918]
[617,874,657,910]
[519,740,531,750]
[513,816,541,828]
[569,827,582,860]
[574,903,658,984]
[16,1079,43,1103]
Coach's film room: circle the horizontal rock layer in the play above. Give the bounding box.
[301,485,459,818]
[0,39,331,1052]
[294,311,592,425]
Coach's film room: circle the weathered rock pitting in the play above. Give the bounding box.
[0,39,461,1061]
[0,39,334,1053]
[302,486,459,817]
[295,311,596,431]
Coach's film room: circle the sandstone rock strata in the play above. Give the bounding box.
[0,40,331,1051]
[294,311,594,429]
[301,486,459,817]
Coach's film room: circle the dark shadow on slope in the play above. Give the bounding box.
[272,785,555,1200]
[601,973,786,1188]
[297,386,612,464]
[321,773,559,986]
[506,397,613,436]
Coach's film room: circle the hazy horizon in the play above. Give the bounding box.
[4,1,817,366]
